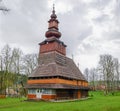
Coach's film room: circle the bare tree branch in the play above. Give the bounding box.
[0,0,10,12]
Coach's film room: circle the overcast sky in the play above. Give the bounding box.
[0,0,120,72]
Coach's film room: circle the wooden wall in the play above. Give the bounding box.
[40,42,66,55]
[27,94,56,99]
[27,90,88,100]
[27,94,36,99]
[42,95,56,99]
[28,78,88,87]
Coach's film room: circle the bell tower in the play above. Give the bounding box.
[39,4,66,56]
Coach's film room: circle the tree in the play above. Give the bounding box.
[89,68,97,90]
[0,44,38,96]
[11,48,23,74]
[1,44,12,72]
[0,0,9,12]
[10,48,23,95]
[84,68,89,81]
[0,55,4,72]
[23,54,38,76]
[0,44,12,95]
[113,58,120,90]
[99,54,116,95]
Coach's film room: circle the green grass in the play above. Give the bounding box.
[0,91,120,111]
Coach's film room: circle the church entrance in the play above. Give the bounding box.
[36,89,42,99]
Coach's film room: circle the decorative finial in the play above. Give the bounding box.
[50,4,57,19]
[53,4,55,11]
[52,4,55,14]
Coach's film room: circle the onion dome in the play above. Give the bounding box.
[45,29,61,38]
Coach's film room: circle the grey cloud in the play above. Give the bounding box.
[57,1,92,55]
[112,0,120,26]
[1,0,49,49]
[113,0,120,16]
[103,31,120,41]
[89,0,112,10]
[78,38,101,55]
[113,40,120,45]
[78,26,93,41]
[93,14,109,23]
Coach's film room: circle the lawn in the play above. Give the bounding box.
[0,91,120,111]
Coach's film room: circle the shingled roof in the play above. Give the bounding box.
[29,52,86,81]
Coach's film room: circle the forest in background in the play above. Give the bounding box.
[84,54,120,95]
[0,44,38,96]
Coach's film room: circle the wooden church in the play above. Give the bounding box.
[26,5,89,100]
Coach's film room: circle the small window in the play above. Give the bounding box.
[42,89,56,94]
[28,89,36,94]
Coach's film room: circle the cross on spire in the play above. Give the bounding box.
[52,4,55,16]
[53,4,55,12]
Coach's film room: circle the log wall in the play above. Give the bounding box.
[28,78,88,87]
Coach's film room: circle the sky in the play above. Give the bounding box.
[0,0,120,72]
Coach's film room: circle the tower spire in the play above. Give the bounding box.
[45,4,61,39]
[50,4,57,19]
[39,4,66,56]
[53,4,55,13]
